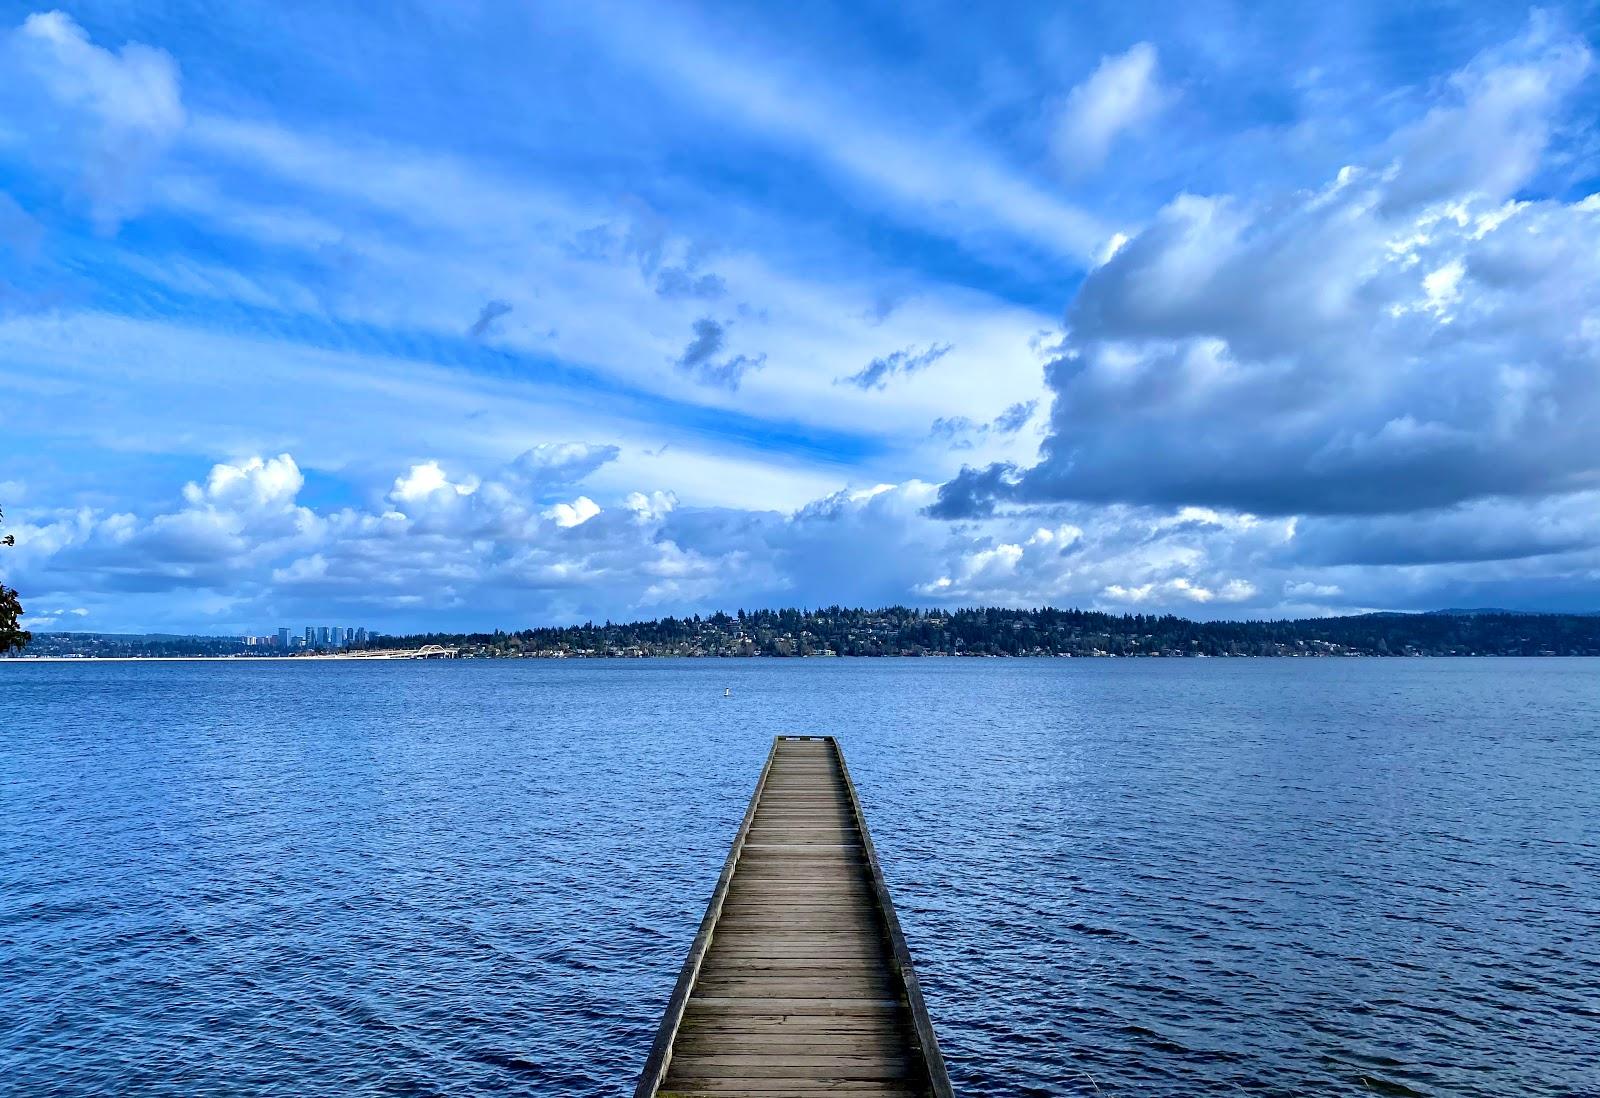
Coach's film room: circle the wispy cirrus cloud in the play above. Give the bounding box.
[1054,42,1173,173]
[0,11,185,228]
[1056,42,1171,174]
[838,343,952,391]
[558,2,1111,263]
[931,400,1037,450]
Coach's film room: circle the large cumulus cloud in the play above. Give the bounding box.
[4,449,1302,631]
[8,443,1600,633]
[4,446,716,625]
[936,22,1599,520]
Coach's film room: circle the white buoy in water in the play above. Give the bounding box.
[724,688,732,697]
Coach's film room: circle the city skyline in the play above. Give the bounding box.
[21,623,374,645]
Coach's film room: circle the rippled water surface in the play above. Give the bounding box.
[3,658,1598,1096]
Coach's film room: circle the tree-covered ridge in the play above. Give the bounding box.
[19,606,1600,659]
[396,606,1600,658]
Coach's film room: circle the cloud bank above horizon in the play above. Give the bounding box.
[2,3,1598,633]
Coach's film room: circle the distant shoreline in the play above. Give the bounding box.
[2,653,419,662]
[6,652,1598,663]
[20,608,1600,659]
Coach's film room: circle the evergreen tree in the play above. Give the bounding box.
[1,507,28,652]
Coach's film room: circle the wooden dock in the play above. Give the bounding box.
[636,735,953,1098]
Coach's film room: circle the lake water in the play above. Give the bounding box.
[2,658,1597,1096]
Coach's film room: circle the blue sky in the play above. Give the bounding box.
[2,1,1599,633]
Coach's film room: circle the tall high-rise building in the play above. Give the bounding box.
[277,627,290,649]
[356,627,368,644]
[305,626,315,647]
[331,626,344,647]
[318,626,330,645]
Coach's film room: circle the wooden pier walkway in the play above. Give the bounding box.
[636,735,952,1098]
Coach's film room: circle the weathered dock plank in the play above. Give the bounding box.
[636,735,952,1098]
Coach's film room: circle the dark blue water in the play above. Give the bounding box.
[3,659,1597,1096]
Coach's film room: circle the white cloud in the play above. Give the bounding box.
[625,490,676,525]
[1098,576,1255,605]
[1216,579,1257,602]
[939,20,1600,520]
[19,605,88,628]
[559,5,1108,261]
[391,461,476,504]
[1420,259,1465,318]
[1382,13,1592,211]
[1285,580,1343,599]
[8,448,1600,633]
[183,454,304,511]
[271,554,328,585]
[145,109,1061,452]
[506,444,621,492]
[1055,43,1172,173]
[543,496,601,528]
[1095,231,1131,267]
[0,309,858,513]
[6,12,1600,634]
[0,10,1065,480]
[0,11,185,227]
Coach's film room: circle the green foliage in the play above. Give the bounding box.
[391,605,1600,658]
[0,506,28,653]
